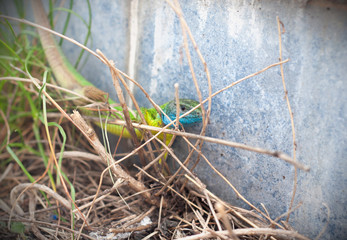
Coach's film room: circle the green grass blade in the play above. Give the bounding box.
[6,145,35,182]
[58,0,74,46]
[74,0,92,69]
[0,38,24,66]
[47,122,67,185]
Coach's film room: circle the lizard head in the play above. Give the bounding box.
[161,99,203,128]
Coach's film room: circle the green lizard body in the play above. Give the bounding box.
[97,99,202,143]
[32,0,202,144]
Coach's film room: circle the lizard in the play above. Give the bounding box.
[31,0,203,146]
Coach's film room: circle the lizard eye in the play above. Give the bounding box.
[180,105,186,111]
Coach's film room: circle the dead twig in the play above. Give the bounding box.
[276,16,299,222]
[103,118,309,171]
[70,110,161,207]
[175,228,311,240]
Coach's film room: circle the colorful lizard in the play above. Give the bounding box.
[31,0,203,144]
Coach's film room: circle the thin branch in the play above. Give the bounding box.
[96,51,148,166]
[175,228,311,240]
[70,110,160,206]
[276,16,298,222]
[314,203,330,240]
[103,118,309,171]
